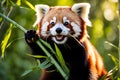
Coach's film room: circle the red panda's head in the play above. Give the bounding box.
[34,3,91,44]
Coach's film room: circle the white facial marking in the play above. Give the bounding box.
[50,23,70,36]
[50,16,56,24]
[63,16,70,23]
[41,21,49,36]
[71,22,81,37]
[49,22,70,44]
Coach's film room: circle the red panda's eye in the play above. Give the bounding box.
[64,22,69,26]
[51,22,55,26]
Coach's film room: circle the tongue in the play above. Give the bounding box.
[56,35,63,41]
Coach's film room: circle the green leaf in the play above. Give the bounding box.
[40,39,52,50]
[16,0,21,6]
[26,53,47,59]
[21,69,33,77]
[21,66,41,77]
[39,59,53,69]
[6,37,24,48]
[24,0,35,11]
[54,43,65,65]
[108,54,119,66]
[0,13,27,33]
[36,40,68,79]
[1,24,13,58]
[7,37,23,48]
[54,44,69,75]
[40,39,56,54]
[105,41,118,50]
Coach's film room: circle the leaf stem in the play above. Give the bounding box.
[0,13,68,79]
[0,13,27,33]
[36,40,68,80]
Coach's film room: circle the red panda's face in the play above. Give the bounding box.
[40,8,83,44]
[34,3,91,44]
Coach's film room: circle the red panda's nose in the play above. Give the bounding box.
[56,28,62,34]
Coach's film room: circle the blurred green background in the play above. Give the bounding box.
[0,0,119,80]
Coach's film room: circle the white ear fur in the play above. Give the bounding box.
[71,3,91,26]
[33,4,50,27]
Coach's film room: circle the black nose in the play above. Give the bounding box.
[56,28,62,34]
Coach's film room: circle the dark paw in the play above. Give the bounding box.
[25,30,39,43]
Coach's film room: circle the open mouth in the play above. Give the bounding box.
[52,35,68,44]
[55,35,66,41]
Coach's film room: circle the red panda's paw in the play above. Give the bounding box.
[25,30,39,43]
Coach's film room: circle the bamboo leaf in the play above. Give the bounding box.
[105,41,118,50]
[16,0,21,6]
[1,24,13,58]
[108,54,119,66]
[54,44,69,75]
[0,13,68,79]
[54,44,64,64]
[21,66,41,77]
[39,59,53,69]
[26,54,47,59]
[24,0,35,11]
[40,39,56,54]
[36,40,68,79]
[0,13,27,33]
[6,37,24,48]
[21,69,33,77]
[40,39,52,50]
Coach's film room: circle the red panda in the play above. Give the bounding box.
[25,3,108,80]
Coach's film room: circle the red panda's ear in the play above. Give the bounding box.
[33,4,50,27]
[71,3,91,26]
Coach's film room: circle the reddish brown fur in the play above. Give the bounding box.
[83,39,107,78]
[36,6,108,80]
[37,7,83,37]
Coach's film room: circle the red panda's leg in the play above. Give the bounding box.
[25,30,46,56]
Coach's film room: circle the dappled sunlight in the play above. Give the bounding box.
[102,1,117,21]
[57,0,74,6]
[109,0,118,3]
[104,8,114,21]
[105,27,117,42]
[0,0,119,80]
[92,19,104,39]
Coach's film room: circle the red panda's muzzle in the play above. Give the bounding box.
[40,16,82,44]
[55,28,67,41]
